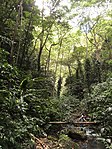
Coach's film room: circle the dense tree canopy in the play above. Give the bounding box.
[0,0,112,148]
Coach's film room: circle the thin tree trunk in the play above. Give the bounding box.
[16,0,23,65]
[37,45,43,72]
[46,48,51,73]
[52,40,63,96]
[45,43,58,75]
[37,24,54,72]
[68,65,72,77]
[85,33,88,59]
[19,12,33,67]
[10,0,23,65]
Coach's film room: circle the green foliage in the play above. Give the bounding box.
[0,62,18,90]
[0,48,9,63]
[92,59,101,83]
[65,61,84,99]
[84,58,92,92]
[86,78,112,137]
[65,76,83,99]
[30,76,55,98]
[0,0,112,148]
[0,89,58,148]
[0,63,57,148]
[59,95,80,120]
[59,134,78,149]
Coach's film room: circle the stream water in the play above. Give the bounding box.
[79,137,106,149]
[79,129,106,149]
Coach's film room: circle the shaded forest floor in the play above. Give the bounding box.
[31,123,89,149]
[31,135,84,149]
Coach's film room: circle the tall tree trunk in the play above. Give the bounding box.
[16,0,23,65]
[10,0,23,65]
[37,45,43,72]
[37,24,53,72]
[52,41,62,96]
[45,43,58,75]
[85,33,88,58]
[46,48,51,74]
[19,12,33,68]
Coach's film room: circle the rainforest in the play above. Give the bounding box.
[0,0,112,149]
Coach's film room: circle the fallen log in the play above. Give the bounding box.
[49,121,98,125]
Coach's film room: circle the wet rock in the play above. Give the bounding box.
[67,131,87,142]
